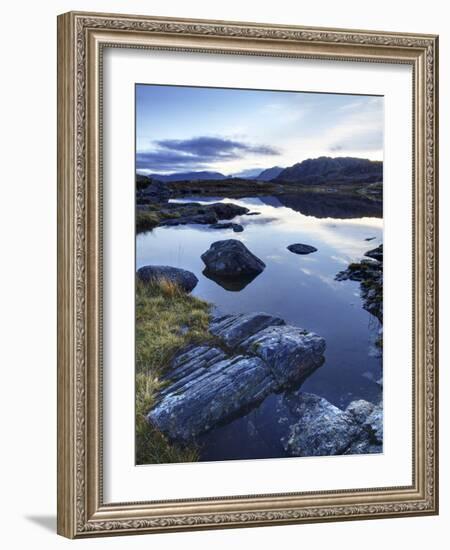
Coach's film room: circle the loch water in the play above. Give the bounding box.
[137,195,383,461]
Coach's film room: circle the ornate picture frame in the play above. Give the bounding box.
[57,11,438,538]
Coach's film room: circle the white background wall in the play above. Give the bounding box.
[0,0,447,547]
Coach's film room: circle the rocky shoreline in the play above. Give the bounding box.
[136,194,384,459]
[137,262,382,457]
[336,244,383,323]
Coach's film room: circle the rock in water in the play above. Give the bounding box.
[137,265,198,293]
[287,243,318,255]
[147,313,326,443]
[240,325,326,387]
[277,392,362,456]
[345,399,376,424]
[149,349,275,443]
[365,244,383,262]
[363,406,383,443]
[210,312,285,347]
[201,239,266,278]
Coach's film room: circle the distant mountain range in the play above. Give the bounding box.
[274,157,382,185]
[255,166,284,181]
[145,171,227,182]
[138,157,382,185]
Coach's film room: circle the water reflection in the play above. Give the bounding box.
[202,268,262,291]
[137,195,383,461]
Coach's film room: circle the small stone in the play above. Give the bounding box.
[287,243,318,255]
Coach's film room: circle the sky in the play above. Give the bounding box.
[136,84,383,176]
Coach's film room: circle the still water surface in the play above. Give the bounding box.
[137,196,383,461]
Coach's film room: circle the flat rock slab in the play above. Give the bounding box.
[150,349,274,442]
[287,243,318,255]
[210,312,285,347]
[137,265,198,293]
[148,312,326,443]
[201,239,266,278]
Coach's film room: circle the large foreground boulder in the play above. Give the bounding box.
[201,240,266,278]
[147,312,326,442]
[137,265,198,293]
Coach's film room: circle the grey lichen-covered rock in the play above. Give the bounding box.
[287,243,318,255]
[364,406,383,444]
[201,240,266,278]
[345,399,376,425]
[136,265,198,293]
[344,400,383,453]
[240,325,326,387]
[277,392,362,456]
[210,312,285,347]
[344,437,382,455]
[147,313,326,443]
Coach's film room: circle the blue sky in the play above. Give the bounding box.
[136,84,383,176]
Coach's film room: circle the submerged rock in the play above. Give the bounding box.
[137,265,198,293]
[201,239,266,278]
[287,243,318,255]
[147,313,326,443]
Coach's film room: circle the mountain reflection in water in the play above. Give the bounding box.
[137,194,383,461]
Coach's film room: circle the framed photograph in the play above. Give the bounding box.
[57,11,439,538]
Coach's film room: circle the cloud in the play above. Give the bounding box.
[326,98,383,153]
[137,136,280,172]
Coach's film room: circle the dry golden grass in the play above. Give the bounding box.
[135,278,212,464]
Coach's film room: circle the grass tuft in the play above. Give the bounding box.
[135,278,212,464]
